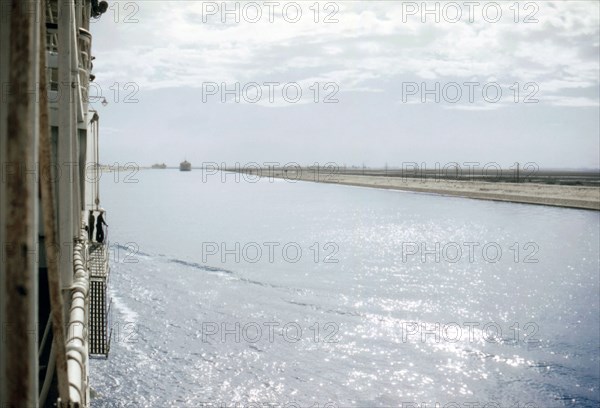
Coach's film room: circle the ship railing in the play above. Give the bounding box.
[77,28,92,107]
[66,228,91,406]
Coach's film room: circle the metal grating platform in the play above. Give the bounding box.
[89,243,111,357]
[89,243,108,278]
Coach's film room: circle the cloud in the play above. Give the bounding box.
[89,1,600,168]
[92,1,599,109]
[543,96,600,108]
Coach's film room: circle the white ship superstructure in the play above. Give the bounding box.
[1,1,112,406]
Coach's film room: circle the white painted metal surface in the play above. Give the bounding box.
[2,1,107,405]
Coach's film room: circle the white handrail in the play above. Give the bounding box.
[66,228,90,406]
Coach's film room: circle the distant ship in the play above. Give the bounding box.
[180,160,192,171]
[151,163,167,169]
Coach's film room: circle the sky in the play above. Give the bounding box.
[88,1,600,169]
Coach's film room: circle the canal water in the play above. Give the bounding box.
[90,169,600,407]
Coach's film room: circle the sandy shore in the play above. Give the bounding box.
[256,170,600,211]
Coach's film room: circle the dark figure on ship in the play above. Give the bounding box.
[91,0,108,17]
[95,212,108,243]
[88,210,95,241]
